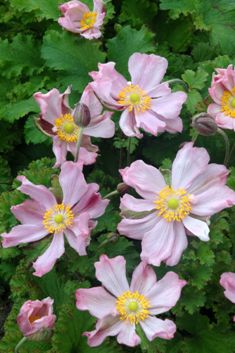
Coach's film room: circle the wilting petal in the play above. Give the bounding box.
[60,161,88,207]
[76,286,116,319]
[118,213,158,240]
[140,317,176,341]
[147,272,186,315]
[220,272,235,303]
[17,176,56,210]
[165,222,188,266]
[33,233,65,277]
[95,255,129,296]
[128,53,168,93]
[171,142,209,189]
[183,216,209,241]
[11,200,44,225]
[130,262,157,295]
[120,160,166,200]
[2,224,47,248]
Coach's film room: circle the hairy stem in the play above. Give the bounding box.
[15,337,27,353]
[74,128,84,163]
[217,128,230,166]
[166,78,189,92]
[104,190,119,199]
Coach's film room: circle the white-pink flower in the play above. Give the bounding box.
[118,142,235,266]
[34,85,115,168]
[17,297,56,339]
[89,52,187,138]
[220,272,235,321]
[208,65,235,130]
[76,255,186,347]
[58,0,105,40]
[1,161,109,277]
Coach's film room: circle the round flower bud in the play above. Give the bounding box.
[17,297,56,341]
[117,183,129,195]
[73,103,91,128]
[191,113,218,136]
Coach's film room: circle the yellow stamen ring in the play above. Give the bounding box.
[54,114,79,143]
[117,84,151,113]
[43,204,74,234]
[80,12,97,31]
[116,291,150,324]
[221,87,235,118]
[154,186,192,222]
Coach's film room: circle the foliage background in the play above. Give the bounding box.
[1,0,235,352]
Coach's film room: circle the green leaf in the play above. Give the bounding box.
[24,116,50,144]
[107,25,155,75]
[0,97,38,122]
[9,0,61,20]
[182,69,208,90]
[41,30,106,92]
[119,0,158,27]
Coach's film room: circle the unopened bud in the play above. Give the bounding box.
[73,103,91,128]
[191,113,217,136]
[117,183,129,194]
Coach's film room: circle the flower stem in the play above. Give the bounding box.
[166,78,189,92]
[74,128,84,163]
[217,128,230,166]
[126,137,132,165]
[104,190,119,199]
[15,337,27,353]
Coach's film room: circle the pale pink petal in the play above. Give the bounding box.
[84,112,115,138]
[17,176,56,210]
[141,218,175,266]
[60,161,88,207]
[135,110,166,136]
[84,315,123,347]
[128,53,168,93]
[59,1,89,14]
[151,92,187,120]
[2,224,47,248]
[220,272,235,303]
[165,222,188,266]
[120,160,166,200]
[80,84,102,117]
[93,0,104,13]
[164,116,183,133]
[67,143,98,166]
[149,82,171,98]
[11,200,44,224]
[76,287,116,319]
[171,142,210,189]
[95,255,129,296]
[81,28,102,40]
[69,213,91,237]
[183,216,209,241]
[147,272,187,315]
[120,194,154,212]
[209,84,224,105]
[117,322,141,347]
[207,103,221,117]
[118,213,158,240]
[130,261,157,295]
[140,317,176,341]
[52,136,67,168]
[119,110,142,138]
[216,113,235,130]
[33,233,65,277]
[64,228,89,255]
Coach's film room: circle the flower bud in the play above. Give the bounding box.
[117,183,129,195]
[191,113,217,136]
[73,103,91,128]
[17,297,56,341]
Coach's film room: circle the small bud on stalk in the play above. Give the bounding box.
[117,182,129,195]
[73,103,91,128]
[191,113,218,136]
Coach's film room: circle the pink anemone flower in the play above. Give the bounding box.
[208,65,235,130]
[17,297,56,339]
[89,52,187,138]
[118,142,235,266]
[1,161,109,277]
[34,85,115,168]
[76,255,186,347]
[58,0,105,40]
[220,272,235,321]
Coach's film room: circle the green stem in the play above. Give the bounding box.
[15,337,27,353]
[104,190,119,199]
[217,128,230,166]
[126,137,132,165]
[166,78,189,92]
[74,127,84,163]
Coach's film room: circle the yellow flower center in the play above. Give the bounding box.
[29,313,41,323]
[154,186,192,222]
[43,204,74,233]
[54,114,79,143]
[221,87,235,118]
[80,12,97,30]
[117,84,151,113]
[116,291,150,324]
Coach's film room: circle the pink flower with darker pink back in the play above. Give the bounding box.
[34,85,114,168]
[76,255,186,347]
[220,272,235,321]
[90,53,187,137]
[118,142,235,267]
[208,65,235,130]
[58,0,105,40]
[1,162,109,277]
[17,297,56,340]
